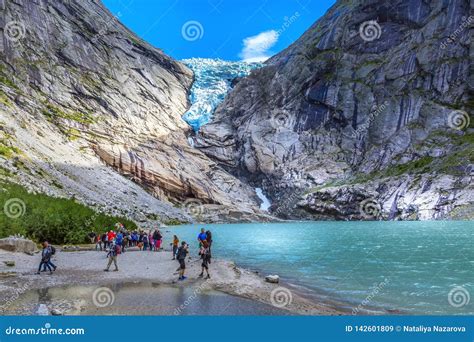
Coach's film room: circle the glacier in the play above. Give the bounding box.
[181,58,262,131]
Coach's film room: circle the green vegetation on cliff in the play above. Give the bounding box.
[0,181,137,244]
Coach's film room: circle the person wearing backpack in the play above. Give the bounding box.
[101,232,107,249]
[104,242,120,272]
[199,240,211,279]
[45,245,57,271]
[88,231,96,244]
[36,241,54,275]
[40,244,57,273]
[176,241,189,281]
[143,233,149,251]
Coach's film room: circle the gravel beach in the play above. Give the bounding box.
[0,248,343,315]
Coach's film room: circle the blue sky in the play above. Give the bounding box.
[103,0,335,61]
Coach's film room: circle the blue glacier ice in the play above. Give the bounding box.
[181,58,262,131]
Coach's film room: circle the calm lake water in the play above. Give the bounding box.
[166,221,473,315]
[6,283,289,316]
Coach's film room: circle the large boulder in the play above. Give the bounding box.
[0,237,38,254]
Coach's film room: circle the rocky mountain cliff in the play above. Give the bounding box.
[0,0,265,225]
[197,0,473,220]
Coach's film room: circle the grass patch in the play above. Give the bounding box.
[384,156,434,177]
[0,64,19,90]
[0,181,137,244]
[163,218,185,226]
[66,128,81,141]
[0,91,12,107]
[0,134,21,159]
[42,103,95,125]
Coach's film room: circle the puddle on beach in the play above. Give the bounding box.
[3,282,292,316]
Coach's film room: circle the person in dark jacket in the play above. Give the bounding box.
[205,230,213,254]
[176,241,189,281]
[36,241,54,275]
[199,240,211,279]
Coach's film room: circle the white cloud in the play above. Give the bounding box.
[239,30,279,63]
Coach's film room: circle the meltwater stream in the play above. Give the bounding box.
[166,221,474,315]
[181,58,262,131]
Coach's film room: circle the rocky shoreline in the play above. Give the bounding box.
[0,248,344,316]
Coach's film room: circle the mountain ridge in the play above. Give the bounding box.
[0,0,267,225]
[196,0,473,220]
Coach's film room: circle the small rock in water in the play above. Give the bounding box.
[265,275,280,283]
[4,261,15,267]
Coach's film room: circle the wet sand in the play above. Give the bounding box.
[0,248,344,316]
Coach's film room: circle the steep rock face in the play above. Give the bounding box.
[0,0,262,223]
[197,0,473,220]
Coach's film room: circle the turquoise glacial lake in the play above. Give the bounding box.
[165,221,473,315]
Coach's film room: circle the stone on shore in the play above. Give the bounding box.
[265,275,280,283]
[0,237,38,254]
[50,309,64,316]
[3,261,15,267]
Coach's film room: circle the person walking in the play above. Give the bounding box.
[197,228,207,247]
[205,230,213,254]
[153,229,162,251]
[36,241,54,275]
[176,241,189,281]
[104,242,120,272]
[96,234,102,251]
[101,232,108,249]
[143,233,149,251]
[43,244,57,272]
[88,231,96,244]
[107,230,115,244]
[148,232,154,251]
[199,240,211,279]
[122,233,128,253]
[171,235,179,260]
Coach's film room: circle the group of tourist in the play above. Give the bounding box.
[37,224,214,281]
[89,226,164,253]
